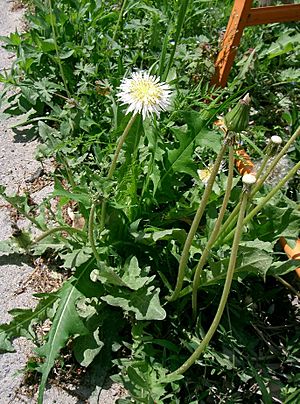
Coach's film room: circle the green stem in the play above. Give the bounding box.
[251,125,300,196]
[216,125,300,244]
[192,145,234,317]
[223,160,300,243]
[168,187,249,377]
[162,0,190,81]
[89,203,101,266]
[141,119,158,199]
[100,113,137,230]
[48,0,70,97]
[112,0,128,42]
[32,225,83,244]
[59,154,76,189]
[107,113,137,179]
[168,141,227,302]
[3,197,44,230]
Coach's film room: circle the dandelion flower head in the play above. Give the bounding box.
[117,71,172,120]
[197,161,225,186]
[197,167,212,186]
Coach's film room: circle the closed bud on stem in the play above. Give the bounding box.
[225,93,251,133]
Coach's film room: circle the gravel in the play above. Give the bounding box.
[0,1,123,402]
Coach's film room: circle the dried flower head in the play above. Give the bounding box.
[257,155,292,188]
[117,71,172,120]
[270,135,283,145]
[242,173,256,185]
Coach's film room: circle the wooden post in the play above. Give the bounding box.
[211,0,300,87]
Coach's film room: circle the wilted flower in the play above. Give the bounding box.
[117,71,172,120]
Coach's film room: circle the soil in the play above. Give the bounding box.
[0,1,124,402]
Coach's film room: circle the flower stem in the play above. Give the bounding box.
[100,113,137,230]
[112,0,128,43]
[89,203,101,266]
[163,0,190,81]
[192,145,234,317]
[168,141,227,302]
[251,125,300,196]
[108,113,137,180]
[223,159,300,243]
[168,186,249,377]
[216,125,300,245]
[254,147,271,181]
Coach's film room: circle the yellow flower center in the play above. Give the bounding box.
[130,79,162,106]
[198,168,212,183]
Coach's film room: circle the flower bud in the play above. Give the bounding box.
[224,93,251,133]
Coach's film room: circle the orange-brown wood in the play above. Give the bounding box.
[247,5,300,26]
[279,237,300,278]
[211,0,253,87]
[211,0,300,87]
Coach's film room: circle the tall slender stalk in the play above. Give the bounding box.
[223,159,300,243]
[216,125,300,244]
[168,141,228,302]
[112,0,128,43]
[168,185,249,377]
[100,113,137,230]
[251,125,300,196]
[89,203,101,266]
[59,154,76,189]
[48,0,70,98]
[162,0,190,81]
[192,145,234,317]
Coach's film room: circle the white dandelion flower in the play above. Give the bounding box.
[116,71,172,120]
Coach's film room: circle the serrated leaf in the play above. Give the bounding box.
[35,260,103,404]
[280,68,300,82]
[52,179,91,206]
[91,266,127,287]
[73,328,104,367]
[0,295,58,353]
[201,243,273,287]
[0,239,22,255]
[267,259,300,276]
[102,286,166,321]
[60,247,92,269]
[121,257,152,290]
[158,111,222,190]
[263,32,300,58]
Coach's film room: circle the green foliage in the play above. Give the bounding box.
[0,0,299,403]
